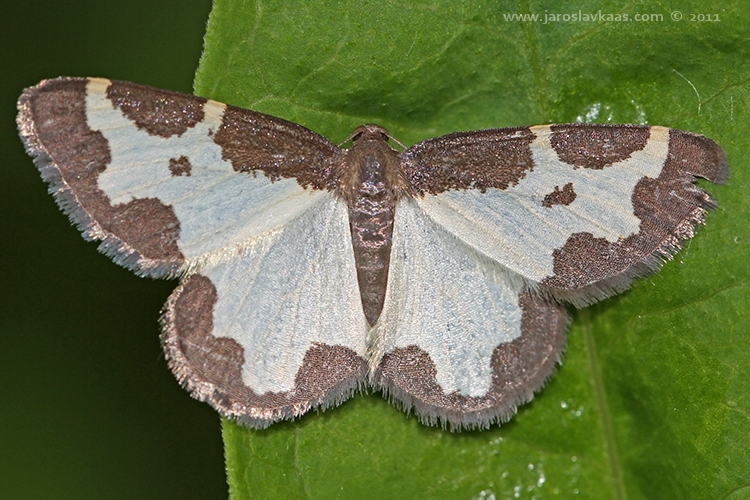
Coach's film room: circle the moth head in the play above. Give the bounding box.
[352,123,389,141]
[342,124,406,149]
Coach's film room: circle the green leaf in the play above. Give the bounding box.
[194,0,750,498]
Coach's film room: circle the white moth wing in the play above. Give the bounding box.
[373,198,568,429]
[379,123,726,428]
[163,194,369,427]
[19,77,367,427]
[374,198,523,396]
[402,124,728,306]
[17,77,344,278]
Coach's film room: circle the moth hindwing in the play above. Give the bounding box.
[17,77,729,430]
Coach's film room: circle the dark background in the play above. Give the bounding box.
[1,1,229,498]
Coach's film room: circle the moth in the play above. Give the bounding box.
[17,77,729,430]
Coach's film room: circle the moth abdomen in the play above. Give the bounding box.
[343,128,405,327]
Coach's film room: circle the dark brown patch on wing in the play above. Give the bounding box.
[374,291,568,430]
[550,124,650,169]
[169,155,192,176]
[213,105,343,191]
[16,77,183,276]
[542,182,577,208]
[543,128,729,306]
[402,127,536,195]
[106,80,206,138]
[162,274,367,428]
[165,275,241,392]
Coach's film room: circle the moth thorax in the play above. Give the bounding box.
[339,133,407,205]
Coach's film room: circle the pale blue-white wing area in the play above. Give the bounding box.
[402,124,729,306]
[17,77,368,426]
[16,77,343,277]
[162,194,369,427]
[376,124,727,429]
[372,199,568,430]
